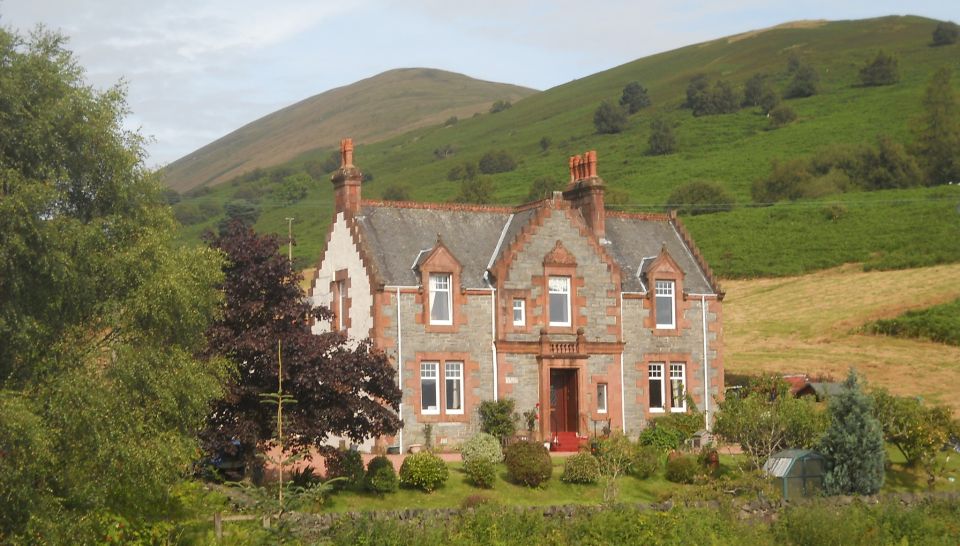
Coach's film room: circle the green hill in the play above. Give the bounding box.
[160,68,536,192]
[173,15,960,276]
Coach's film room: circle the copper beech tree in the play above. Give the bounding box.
[201,221,402,465]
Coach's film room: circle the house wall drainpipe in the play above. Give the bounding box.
[395,286,403,453]
[619,292,626,434]
[700,295,710,431]
[490,287,498,401]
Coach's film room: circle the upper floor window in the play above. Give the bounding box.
[512,299,526,326]
[421,362,440,415]
[333,279,346,332]
[548,276,571,326]
[429,273,452,325]
[655,280,675,329]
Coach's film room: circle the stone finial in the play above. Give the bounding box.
[340,138,354,167]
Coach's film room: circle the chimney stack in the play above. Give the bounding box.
[563,150,606,239]
[331,138,362,215]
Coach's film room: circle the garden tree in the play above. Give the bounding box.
[0,26,227,541]
[201,222,402,467]
[278,172,311,204]
[478,149,517,174]
[858,51,899,87]
[714,387,826,469]
[820,370,885,495]
[932,21,960,46]
[911,67,960,185]
[593,101,628,134]
[648,116,678,155]
[526,176,564,201]
[785,62,820,98]
[619,81,651,114]
[382,184,410,201]
[872,390,957,477]
[665,180,734,215]
[454,175,496,204]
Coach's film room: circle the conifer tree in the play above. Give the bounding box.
[911,67,960,184]
[820,370,885,495]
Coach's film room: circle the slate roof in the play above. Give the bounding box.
[355,201,718,294]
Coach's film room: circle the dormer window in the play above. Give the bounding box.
[548,276,571,326]
[429,273,452,325]
[655,280,675,329]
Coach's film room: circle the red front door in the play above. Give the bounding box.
[549,369,578,433]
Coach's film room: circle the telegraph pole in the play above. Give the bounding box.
[285,217,294,262]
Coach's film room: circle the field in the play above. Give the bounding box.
[724,262,960,410]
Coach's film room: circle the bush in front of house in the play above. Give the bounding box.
[324,449,365,490]
[665,452,700,484]
[504,441,553,487]
[364,455,398,494]
[478,398,517,444]
[399,451,449,492]
[460,432,503,464]
[464,457,497,488]
[631,445,662,479]
[637,424,685,452]
[561,452,600,484]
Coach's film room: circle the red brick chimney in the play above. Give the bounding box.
[563,150,606,239]
[331,138,362,215]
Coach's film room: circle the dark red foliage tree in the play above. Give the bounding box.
[201,221,401,464]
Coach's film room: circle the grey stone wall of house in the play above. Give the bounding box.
[392,291,495,449]
[621,297,721,437]
[502,212,618,343]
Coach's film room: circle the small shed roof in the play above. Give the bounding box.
[763,449,824,478]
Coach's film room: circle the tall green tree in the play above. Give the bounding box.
[619,81,651,114]
[858,51,899,87]
[931,21,959,46]
[648,117,678,156]
[911,67,960,185]
[820,370,886,495]
[0,26,227,541]
[593,101,628,134]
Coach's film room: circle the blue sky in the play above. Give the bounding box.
[2,1,957,167]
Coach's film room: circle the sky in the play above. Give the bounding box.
[2,1,958,167]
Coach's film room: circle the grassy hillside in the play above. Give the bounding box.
[174,15,960,275]
[161,68,536,192]
[724,263,960,412]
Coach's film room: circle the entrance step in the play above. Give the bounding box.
[550,431,588,452]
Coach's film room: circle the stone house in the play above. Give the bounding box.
[309,139,724,452]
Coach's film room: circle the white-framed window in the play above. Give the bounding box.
[420,362,440,414]
[655,280,675,329]
[649,363,665,412]
[445,361,464,414]
[597,383,608,414]
[429,273,452,325]
[548,276,571,326]
[512,299,526,326]
[334,279,346,332]
[670,363,686,412]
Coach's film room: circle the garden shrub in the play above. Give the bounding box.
[365,455,398,494]
[324,449,365,490]
[460,432,503,464]
[631,445,662,479]
[463,457,497,488]
[637,424,685,452]
[561,452,600,484]
[665,453,700,484]
[460,493,495,510]
[399,451,449,492]
[478,399,516,443]
[503,441,552,487]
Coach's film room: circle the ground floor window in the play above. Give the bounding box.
[445,361,463,414]
[649,363,664,412]
[670,363,686,412]
[420,362,439,414]
[419,358,466,417]
[597,383,608,413]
